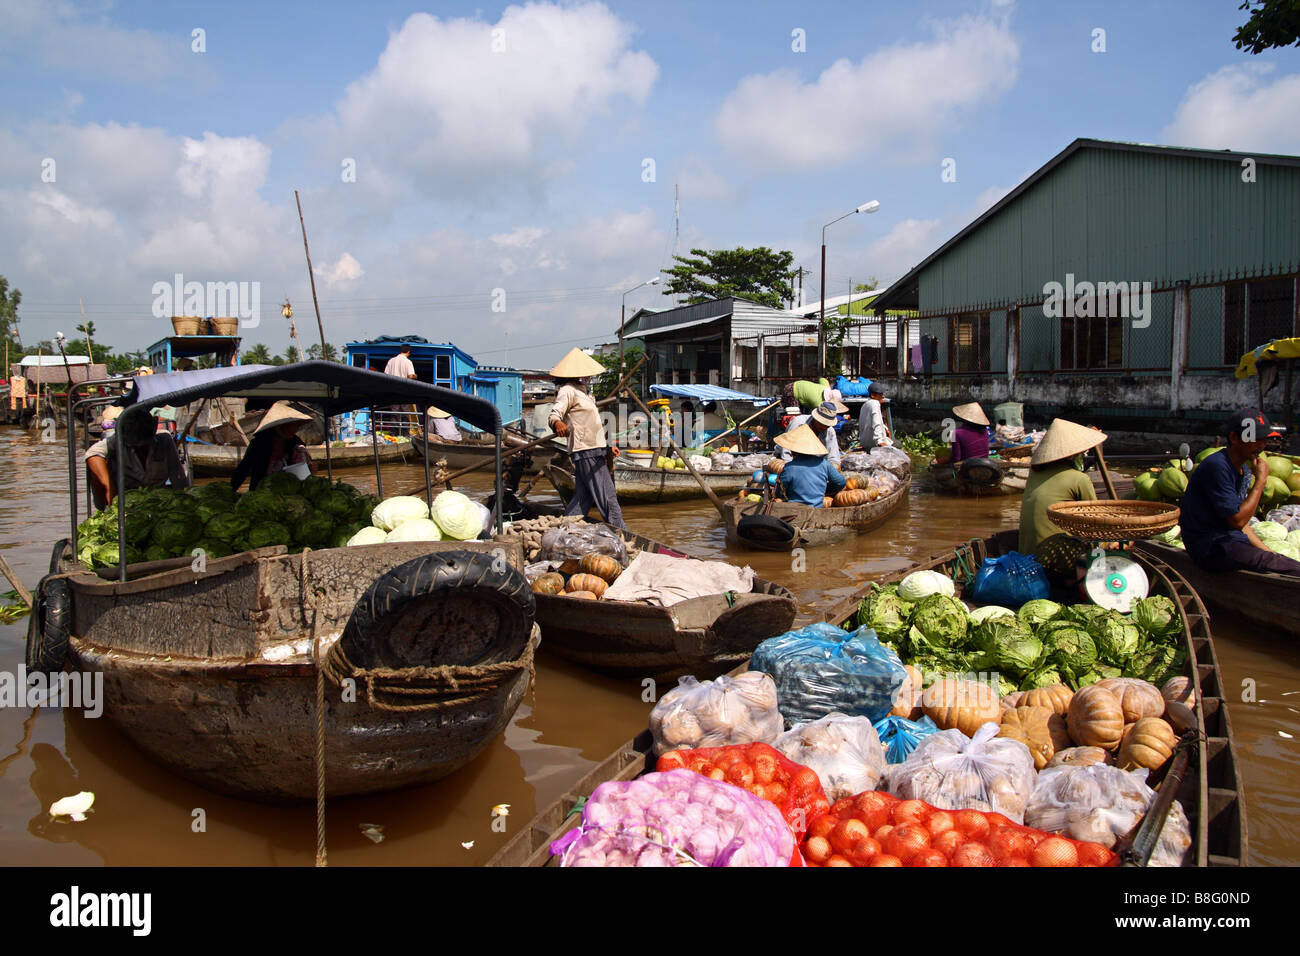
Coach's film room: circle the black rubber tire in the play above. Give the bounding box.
[49,538,71,575]
[959,457,1004,488]
[26,575,73,673]
[737,514,796,545]
[339,550,534,670]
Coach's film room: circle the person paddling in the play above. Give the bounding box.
[548,348,624,528]
[775,424,846,507]
[1019,418,1105,555]
[948,402,991,464]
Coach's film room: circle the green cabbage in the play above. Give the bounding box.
[245,522,292,549]
[1088,610,1142,664]
[970,617,1043,677]
[1017,598,1062,629]
[904,593,968,657]
[857,588,915,644]
[371,496,431,532]
[386,518,444,542]
[1125,642,1182,685]
[346,526,388,547]
[300,474,332,502]
[152,514,205,551]
[1038,621,1098,685]
[194,539,233,559]
[278,496,312,523]
[430,490,484,540]
[898,569,955,602]
[1021,666,1063,690]
[205,513,251,544]
[316,490,354,518]
[144,544,171,562]
[1129,595,1180,640]
[236,488,282,521]
[1254,520,1286,542]
[968,605,1015,625]
[261,472,304,496]
[293,513,335,547]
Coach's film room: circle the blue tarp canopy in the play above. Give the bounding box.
[648,384,774,405]
[123,361,502,433]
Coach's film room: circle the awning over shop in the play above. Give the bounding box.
[649,383,774,405]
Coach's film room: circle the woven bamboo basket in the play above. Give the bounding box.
[209,316,238,335]
[1046,500,1180,540]
[171,315,203,335]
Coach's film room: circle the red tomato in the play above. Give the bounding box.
[725,763,755,789]
[808,814,836,841]
[883,823,931,863]
[873,824,895,844]
[950,842,996,867]
[1031,836,1080,868]
[751,751,778,785]
[825,855,853,867]
[932,829,966,857]
[1075,841,1117,867]
[926,810,956,836]
[892,799,929,825]
[953,809,991,840]
[803,835,833,864]
[912,849,949,867]
[869,854,903,867]
[988,827,1037,862]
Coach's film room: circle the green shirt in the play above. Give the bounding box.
[792,378,829,410]
[1019,461,1096,554]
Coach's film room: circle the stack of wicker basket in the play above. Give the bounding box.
[170,316,239,335]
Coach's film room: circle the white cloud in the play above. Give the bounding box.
[974,184,1014,214]
[1162,63,1300,153]
[328,4,657,202]
[676,153,739,203]
[314,252,365,288]
[714,15,1019,170]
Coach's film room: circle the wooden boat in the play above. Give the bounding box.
[1137,540,1300,638]
[186,437,415,476]
[489,531,1247,867]
[546,460,756,504]
[930,458,1029,496]
[414,430,557,473]
[722,474,911,551]
[507,525,797,679]
[36,361,534,802]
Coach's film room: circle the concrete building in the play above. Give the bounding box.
[863,138,1300,439]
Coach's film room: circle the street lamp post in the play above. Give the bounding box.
[620,276,662,379]
[820,200,880,377]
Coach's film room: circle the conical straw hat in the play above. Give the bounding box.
[254,400,313,435]
[953,402,990,426]
[1031,418,1107,465]
[775,424,829,457]
[426,406,451,419]
[549,347,605,379]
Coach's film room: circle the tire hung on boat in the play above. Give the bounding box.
[337,550,535,669]
[958,457,1003,488]
[25,574,74,673]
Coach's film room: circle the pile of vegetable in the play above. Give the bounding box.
[649,672,783,755]
[75,475,380,569]
[1134,449,1300,511]
[855,569,1186,694]
[1245,517,1300,562]
[352,489,489,545]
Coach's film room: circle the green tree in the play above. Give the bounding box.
[661,247,795,309]
[827,278,880,373]
[283,345,302,364]
[593,343,646,397]
[242,343,273,365]
[1234,0,1300,53]
[0,275,21,356]
[306,342,340,362]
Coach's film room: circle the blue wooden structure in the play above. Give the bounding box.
[147,335,242,372]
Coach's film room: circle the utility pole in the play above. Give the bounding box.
[791,267,807,309]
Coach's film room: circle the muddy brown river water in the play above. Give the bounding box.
[1,427,1295,865]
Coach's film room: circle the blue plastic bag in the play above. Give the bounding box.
[749,623,907,725]
[836,375,872,397]
[873,715,939,764]
[966,551,1050,609]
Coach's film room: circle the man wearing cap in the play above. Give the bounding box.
[775,424,847,507]
[1179,409,1300,577]
[780,401,845,464]
[1019,418,1105,555]
[86,409,191,508]
[548,348,624,528]
[231,401,316,492]
[948,402,991,463]
[857,382,893,448]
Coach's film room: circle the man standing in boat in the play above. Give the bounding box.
[858,382,893,447]
[383,343,419,435]
[548,348,625,529]
[1179,409,1300,577]
[85,409,191,507]
[779,401,846,464]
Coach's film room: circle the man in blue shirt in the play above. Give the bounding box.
[1179,408,1300,577]
[779,401,845,464]
[775,424,846,507]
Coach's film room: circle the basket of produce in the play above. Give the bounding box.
[209,316,239,335]
[1046,500,1179,540]
[170,315,204,335]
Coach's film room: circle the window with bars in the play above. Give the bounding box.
[1059,313,1124,370]
[949,313,991,372]
[1223,278,1296,365]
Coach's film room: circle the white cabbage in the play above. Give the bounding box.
[1252,520,1286,542]
[371,495,432,532]
[386,518,444,542]
[898,569,955,602]
[968,605,1016,625]
[346,526,388,547]
[430,490,484,540]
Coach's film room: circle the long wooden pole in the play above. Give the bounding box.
[0,553,31,607]
[625,387,727,516]
[701,400,780,448]
[1094,444,1119,500]
[295,190,328,353]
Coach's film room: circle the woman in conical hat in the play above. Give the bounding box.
[547,348,625,528]
[231,401,316,491]
[774,424,847,507]
[948,401,991,464]
[1019,418,1107,555]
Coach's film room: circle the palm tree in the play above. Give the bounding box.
[306,342,340,362]
[242,343,272,365]
[283,345,301,364]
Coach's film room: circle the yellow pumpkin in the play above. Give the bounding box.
[1021,683,1073,717]
[844,473,866,490]
[531,572,566,596]
[998,705,1055,769]
[579,553,622,584]
[1067,684,1125,750]
[1047,746,1110,769]
[1048,713,1072,752]
[921,679,1001,738]
[833,488,871,508]
[999,691,1025,711]
[1094,678,1165,723]
[1118,717,1178,771]
[565,574,608,598]
[890,665,924,720]
[766,459,785,475]
[1161,676,1197,712]
[565,590,599,600]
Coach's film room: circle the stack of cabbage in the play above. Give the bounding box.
[1249,519,1300,562]
[75,474,380,569]
[1134,448,1300,511]
[345,490,488,546]
[855,570,1184,696]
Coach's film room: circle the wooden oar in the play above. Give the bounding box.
[625,388,727,516]
[1094,442,1119,500]
[0,553,32,608]
[701,400,780,449]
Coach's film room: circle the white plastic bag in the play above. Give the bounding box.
[710,452,736,470]
[867,444,912,478]
[539,522,628,565]
[775,713,887,801]
[648,672,783,756]
[886,724,1037,823]
[688,454,712,473]
[1024,764,1192,866]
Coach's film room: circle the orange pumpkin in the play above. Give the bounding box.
[844,473,867,490]
[1067,684,1125,750]
[1021,683,1073,717]
[833,488,871,508]
[565,574,608,598]
[565,590,599,600]
[891,665,924,720]
[1047,746,1109,769]
[579,553,622,584]
[921,679,1001,737]
[531,572,566,596]
[1094,678,1165,723]
[1118,717,1177,771]
[766,459,785,475]
[998,705,1055,769]
[1160,676,1197,712]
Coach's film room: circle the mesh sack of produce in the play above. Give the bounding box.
[867,444,912,477]
[840,452,873,472]
[733,453,774,471]
[966,551,1051,609]
[550,770,795,867]
[710,452,736,470]
[873,714,940,764]
[800,790,1117,867]
[656,742,830,839]
[538,522,628,566]
[1264,506,1300,531]
[749,623,907,725]
[648,671,783,756]
[1024,764,1191,866]
[867,471,900,497]
[773,714,887,802]
[885,723,1038,823]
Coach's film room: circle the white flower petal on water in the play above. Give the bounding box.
[1280,731,1294,740]
[491,803,510,817]
[461,841,475,849]
[50,791,95,822]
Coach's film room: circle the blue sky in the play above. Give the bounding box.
[1,0,1296,366]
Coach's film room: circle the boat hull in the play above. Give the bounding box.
[930,462,1028,496]
[547,462,753,504]
[187,439,415,476]
[414,432,555,473]
[722,474,911,551]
